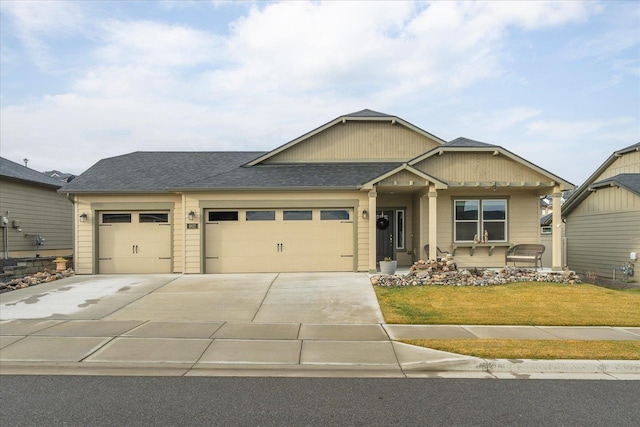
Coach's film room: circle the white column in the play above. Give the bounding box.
[428,186,438,261]
[552,188,563,271]
[368,188,377,273]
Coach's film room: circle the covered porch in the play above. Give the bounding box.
[362,164,566,274]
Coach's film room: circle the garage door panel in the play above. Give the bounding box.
[98,211,172,274]
[205,208,353,273]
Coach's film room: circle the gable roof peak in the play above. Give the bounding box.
[446,137,496,147]
[344,109,394,118]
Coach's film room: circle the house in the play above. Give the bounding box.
[0,157,73,258]
[44,170,76,183]
[61,109,573,274]
[561,142,640,279]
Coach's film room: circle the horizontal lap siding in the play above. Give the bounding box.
[567,210,640,279]
[0,180,72,255]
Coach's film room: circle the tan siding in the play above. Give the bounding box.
[596,150,640,181]
[414,152,550,184]
[434,190,540,267]
[379,170,429,186]
[265,121,440,163]
[566,210,640,279]
[572,186,638,215]
[0,179,72,257]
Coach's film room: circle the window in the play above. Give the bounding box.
[283,210,312,220]
[208,211,238,221]
[139,213,169,223]
[541,226,552,235]
[320,210,349,220]
[395,210,405,249]
[246,210,275,221]
[454,199,507,242]
[102,213,131,223]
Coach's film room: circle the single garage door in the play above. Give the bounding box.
[205,208,354,273]
[98,211,172,273]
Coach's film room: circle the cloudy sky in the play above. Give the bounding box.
[1,1,638,186]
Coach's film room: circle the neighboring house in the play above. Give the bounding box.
[562,142,640,279]
[0,157,73,258]
[44,170,76,183]
[61,109,573,274]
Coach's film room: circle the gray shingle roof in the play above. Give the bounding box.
[0,157,63,188]
[175,163,401,190]
[61,152,265,192]
[589,173,640,196]
[445,137,497,147]
[61,151,400,192]
[344,109,393,118]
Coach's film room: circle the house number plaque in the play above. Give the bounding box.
[187,223,198,229]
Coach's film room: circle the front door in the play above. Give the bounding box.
[376,210,394,262]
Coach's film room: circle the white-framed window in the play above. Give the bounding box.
[454,199,507,242]
[395,210,405,250]
[541,225,552,235]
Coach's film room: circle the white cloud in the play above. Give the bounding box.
[0,0,86,69]
[0,0,620,182]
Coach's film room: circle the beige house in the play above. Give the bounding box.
[1,157,73,258]
[61,110,573,274]
[562,142,640,279]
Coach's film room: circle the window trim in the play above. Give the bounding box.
[453,198,508,243]
[395,210,405,250]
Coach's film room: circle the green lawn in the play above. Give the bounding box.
[375,282,640,326]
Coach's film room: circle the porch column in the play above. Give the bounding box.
[428,185,438,261]
[552,188,563,271]
[368,188,377,274]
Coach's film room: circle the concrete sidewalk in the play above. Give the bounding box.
[1,319,639,379]
[1,273,639,379]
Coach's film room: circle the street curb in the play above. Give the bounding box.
[403,358,640,374]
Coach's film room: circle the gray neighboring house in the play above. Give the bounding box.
[0,157,73,258]
[561,143,640,279]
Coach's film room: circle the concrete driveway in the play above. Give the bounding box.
[0,273,384,324]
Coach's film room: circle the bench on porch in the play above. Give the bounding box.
[504,244,545,269]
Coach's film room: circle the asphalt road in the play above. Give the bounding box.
[1,376,639,426]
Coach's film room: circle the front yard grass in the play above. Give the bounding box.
[403,339,640,360]
[375,282,640,359]
[375,282,640,326]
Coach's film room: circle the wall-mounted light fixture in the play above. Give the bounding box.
[79,213,88,223]
[362,209,369,220]
[188,210,196,221]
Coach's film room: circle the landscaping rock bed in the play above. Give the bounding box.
[372,266,582,287]
[0,269,75,294]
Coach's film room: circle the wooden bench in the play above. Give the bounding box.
[505,244,545,269]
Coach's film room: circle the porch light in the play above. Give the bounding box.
[79,213,88,223]
[188,210,196,221]
[362,209,369,220]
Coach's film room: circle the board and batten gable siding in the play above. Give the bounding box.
[73,194,182,274]
[263,121,441,163]
[0,179,72,257]
[566,188,640,279]
[596,149,640,181]
[425,190,540,268]
[183,190,369,273]
[414,152,551,184]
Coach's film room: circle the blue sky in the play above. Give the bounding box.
[1,0,638,186]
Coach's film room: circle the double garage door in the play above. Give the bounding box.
[98,211,172,274]
[205,208,354,273]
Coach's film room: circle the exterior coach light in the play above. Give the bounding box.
[362,209,369,220]
[188,211,196,221]
[79,213,88,223]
